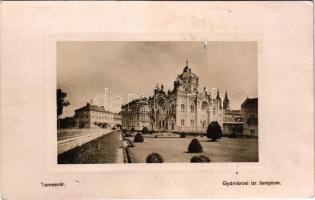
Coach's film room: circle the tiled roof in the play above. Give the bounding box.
[241,98,258,107]
[75,103,118,114]
[225,110,241,114]
[122,97,148,107]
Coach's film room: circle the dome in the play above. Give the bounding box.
[183,66,189,73]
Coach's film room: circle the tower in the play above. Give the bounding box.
[223,90,230,111]
[216,89,221,101]
[179,60,199,94]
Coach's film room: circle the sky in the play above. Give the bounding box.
[57,41,257,118]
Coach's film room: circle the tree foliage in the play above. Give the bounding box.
[206,121,222,141]
[134,133,144,142]
[188,138,203,153]
[141,127,149,134]
[190,155,211,163]
[146,153,164,163]
[57,89,70,118]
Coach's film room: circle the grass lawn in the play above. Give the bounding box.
[128,134,258,163]
[58,131,123,164]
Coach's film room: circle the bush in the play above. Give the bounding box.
[180,133,186,138]
[190,155,211,163]
[188,138,203,153]
[154,135,158,138]
[141,127,149,134]
[207,121,222,141]
[229,132,237,138]
[150,130,156,134]
[131,128,135,132]
[134,133,144,142]
[146,153,164,163]
[116,124,122,129]
[124,133,132,137]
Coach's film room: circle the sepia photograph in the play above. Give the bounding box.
[1,2,313,199]
[57,41,258,164]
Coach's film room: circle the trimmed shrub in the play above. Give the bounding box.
[190,155,211,163]
[134,133,144,142]
[131,128,135,132]
[188,138,203,153]
[207,121,223,141]
[105,124,110,128]
[146,153,164,163]
[180,133,186,138]
[141,127,149,134]
[229,132,237,138]
[154,135,158,138]
[124,133,132,137]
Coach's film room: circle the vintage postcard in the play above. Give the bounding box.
[1,1,313,199]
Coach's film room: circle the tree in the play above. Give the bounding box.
[134,133,144,142]
[190,155,211,163]
[188,138,203,153]
[141,127,149,134]
[206,121,222,141]
[180,132,186,138]
[146,153,164,163]
[57,89,70,119]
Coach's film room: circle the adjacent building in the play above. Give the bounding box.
[74,102,121,129]
[222,110,243,134]
[241,98,258,136]
[121,97,150,131]
[121,61,224,132]
[222,91,243,134]
[114,114,122,127]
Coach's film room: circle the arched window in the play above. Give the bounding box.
[181,119,185,126]
[190,104,195,113]
[201,101,208,111]
[181,104,185,112]
[191,119,194,126]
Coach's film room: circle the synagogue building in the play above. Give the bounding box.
[121,61,231,133]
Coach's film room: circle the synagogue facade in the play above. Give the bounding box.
[121,61,228,132]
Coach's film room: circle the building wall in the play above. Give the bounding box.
[222,111,243,134]
[113,114,122,126]
[121,99,150,131]
[121,95,223,133]
[163,92,223,133]
[74,109,121,129]
[242,107,258,136]
[74,110,90,128]
[121,64,225,133]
